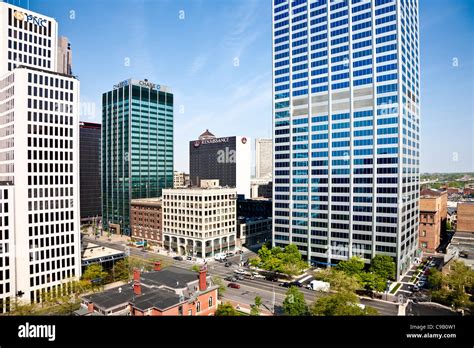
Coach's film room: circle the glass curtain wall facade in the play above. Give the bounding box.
[102,80,173,235]
[272,0,420,279]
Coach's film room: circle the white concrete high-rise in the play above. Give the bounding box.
[272,0,420,279]
[255,138,273,179]
[0,2,81,310]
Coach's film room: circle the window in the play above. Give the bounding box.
[196,301,201,313]
[188,309,192,316]
[208,296,213,307]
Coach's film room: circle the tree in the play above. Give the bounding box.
[250,296,262,316]
[336,257,365,277]
[370,255,396,280]
[254,244,307,276]
[82,264,108,284]
[310,291,378,316]
[358,272,386,293]
[249,257,261,268]
[428,260,474,309]
[215,302,239,316]
[112,259,131,282]
[212,276,226,298]
[427,268,443,290]
[282,287,309,316]
[315,269,361,293]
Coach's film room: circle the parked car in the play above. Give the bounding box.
[186,256,193,261]
[279,282,291,288]
[236,250,244,254]
[417,280,426,288]
[228,282,240,289]
[252,273,265,279]
[234,269,246,275]
[236,275,245,280]
[265,275,279,282]
[412,285,420,292]
[224,276,237,282]
[226,252,235,257]
[244,273,255,280]
[173,256,184,261]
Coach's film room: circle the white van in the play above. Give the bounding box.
[306,280,330,292]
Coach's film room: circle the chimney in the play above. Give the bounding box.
[198,268,207,291]
[154,261,161,271]
[87,302,94,313]
[133,269,140,282]
[133,269,141,296]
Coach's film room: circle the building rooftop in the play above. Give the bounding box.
[420,188,447,198]
[131,197,162,206]
[140,266,199,289]
[83,285,136,310]
[198,129,215,140]
[130,288,184,311]
[81,242,125,267]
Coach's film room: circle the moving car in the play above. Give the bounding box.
[173,256,184,261]
[279,282,291,288]
[226,252,235,257]
[228,282,240,289]
[236,275,245,280]
[252,273,265,279]
[225,276,237,282]
[186,256,193,261]
[224,262,232,267]
[234,269,247,275]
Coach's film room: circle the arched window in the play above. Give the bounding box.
[196,301,201,313]
[208,296,213,307]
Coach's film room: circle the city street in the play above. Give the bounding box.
[83,234,400,315]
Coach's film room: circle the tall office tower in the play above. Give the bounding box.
[0,3,58,76]
[190,130,251,198]
[57,36,72,75]
[102,79,173,236]
[272,0,420,279]
[79,122,101,223]
[255,138,273,179]
[0,3,81,307]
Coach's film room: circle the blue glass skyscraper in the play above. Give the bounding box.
[272,0,420,279]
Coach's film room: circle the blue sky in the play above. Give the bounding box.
[10,0,474,173]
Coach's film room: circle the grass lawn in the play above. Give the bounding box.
[390,283,402,294]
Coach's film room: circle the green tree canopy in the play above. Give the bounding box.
[336,257,365,277]
[310,291,378,316]
[315,269,361,293]
[282,287,309,316]
[369,255,396,280]
[211,276,226,298]
[82,264,108,282]
[215,302,239,316]
[254,244,307,276]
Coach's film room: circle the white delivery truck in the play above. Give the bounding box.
[306,280,330,292]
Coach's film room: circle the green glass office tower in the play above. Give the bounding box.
[102,79,173,235]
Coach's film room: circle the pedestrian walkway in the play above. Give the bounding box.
[220,299,273,316]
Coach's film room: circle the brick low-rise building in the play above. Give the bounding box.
[419,189,447,253]
[77,263,218,316]
[131,198,163,246]
[457,202,474,233]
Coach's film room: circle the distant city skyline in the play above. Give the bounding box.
[16,0,474,173]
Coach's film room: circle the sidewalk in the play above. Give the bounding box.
[220,299,273,316]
